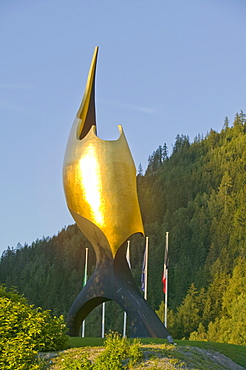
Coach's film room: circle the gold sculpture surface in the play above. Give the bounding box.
[63,47,172,340]
[63,47,144,257]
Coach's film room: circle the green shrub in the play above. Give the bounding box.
[36,310,68,351]
[94,332,128,369]
[128,338,142,366]
[94,331,142,369]
[0,285,68,370]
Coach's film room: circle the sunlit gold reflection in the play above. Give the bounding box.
[78,143,104,227]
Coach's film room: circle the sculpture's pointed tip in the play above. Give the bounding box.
[76,47,99,139]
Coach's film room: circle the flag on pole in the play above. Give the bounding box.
[102,302,105,338]
[141,237,149,300]
[162,236,169,294]
[123,241,131,338]
[82,248,88,337]
[83,248,88,287]
[126,240,131,269]
[141,248,147,292]
[163,232,169,328]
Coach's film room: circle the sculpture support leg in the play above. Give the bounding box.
[67,242,172,339]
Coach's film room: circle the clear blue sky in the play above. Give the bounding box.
[0,0,246,255]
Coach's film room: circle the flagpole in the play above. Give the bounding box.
[123,240,131,337]
[144,236,149,300]
[164,232,169,328]
[82,247,88,337]
[102,302,105,338]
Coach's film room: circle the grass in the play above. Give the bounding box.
[68,337,170,348]
[177,340,246,369]
[68,337,104,348]
[67,337,246,368]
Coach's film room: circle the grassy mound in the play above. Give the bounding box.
[40,336,246,369]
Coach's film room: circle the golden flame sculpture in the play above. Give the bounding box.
[63,47,172,340]
[63,47,144,257]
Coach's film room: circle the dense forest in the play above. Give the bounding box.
[1,111,245,344]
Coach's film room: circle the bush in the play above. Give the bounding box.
[0,285,68,370]
[61,352,93,370]
[94,331,142,369]
[57,332,142,370]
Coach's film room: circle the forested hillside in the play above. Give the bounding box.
[1,111,245,343]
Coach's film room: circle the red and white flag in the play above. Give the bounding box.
[162,236,169,294]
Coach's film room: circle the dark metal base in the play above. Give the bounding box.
[66,241,171,339]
